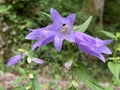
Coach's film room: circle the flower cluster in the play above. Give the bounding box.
[7,8,112,65]
[26,8,112,62]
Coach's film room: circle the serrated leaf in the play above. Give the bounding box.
[72,63,105,90]
[108,62,120,79]
[100,31,115,38]
[73,16,92,32]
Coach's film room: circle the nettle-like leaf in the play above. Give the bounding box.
[74,16,92,32]
[108,61,120,79]
[100,31,115,39]
[72,63,105,90]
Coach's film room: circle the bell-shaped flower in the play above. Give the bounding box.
[50,8,76,51]
[32,58,44,64]
[26,25,55,50]
[7,53,26,66]
[26,8,76,51]
[74,32,112,62]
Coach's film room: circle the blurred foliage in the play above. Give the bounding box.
[104,0,120,31]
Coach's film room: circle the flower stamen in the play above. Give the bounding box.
[61,24,69,34]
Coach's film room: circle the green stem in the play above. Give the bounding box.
[31,78,35,90]
[27,64,36,90]
[113,40,118,62]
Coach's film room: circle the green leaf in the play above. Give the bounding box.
[73,16,92,32]
[72,63,105,90]
[31,75,40,90]
[108,61,120,79]
[100,31,115,38]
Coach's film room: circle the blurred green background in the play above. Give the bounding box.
[0,0,120,89]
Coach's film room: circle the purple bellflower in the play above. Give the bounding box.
[7,53,26,66]
[26,25,55,50]
[74,32,112,62]
[25,8,112,62]
[33,58,44,64]
[26,8,75,51]
[7,53,43,66]
[50,8,75,51]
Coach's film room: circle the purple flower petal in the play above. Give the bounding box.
[42,35,54,45]
[50,8,63,24]
[33,58,43,64]
[26,25,56,50]
[26,25,54,40]
[98,46,112,54]
[64,14,76,27]
[97,54,105,63]
[7,54,22,66]
[65,32,75,42]
[77,42,100,57]
[95,38,112,47]
[103,40,113,45]
[25,31,40,40]
[54,36,63,51]
[32,41,42,50]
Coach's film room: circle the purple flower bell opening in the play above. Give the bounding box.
[26,8,76,51]
[74,32,112,62]
[50,8,75,51]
